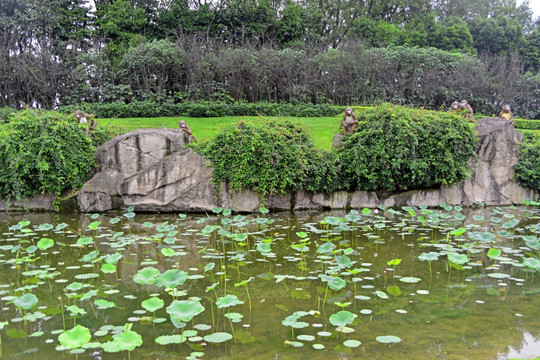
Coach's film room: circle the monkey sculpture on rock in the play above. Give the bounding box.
[498,105,514,126]
[178,120,195,143]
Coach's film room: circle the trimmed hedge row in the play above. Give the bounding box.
[514,119,540,130]
[59,101,341,118]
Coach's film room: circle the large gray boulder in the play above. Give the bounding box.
[119,148,217,212]
[78,128,192,212]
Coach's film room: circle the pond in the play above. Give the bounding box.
[0,205,539,360]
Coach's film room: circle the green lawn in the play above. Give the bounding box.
[99,116,343,150]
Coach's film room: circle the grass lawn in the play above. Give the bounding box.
[99,115,342,150]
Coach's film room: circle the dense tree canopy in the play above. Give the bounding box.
[0,0,539,117]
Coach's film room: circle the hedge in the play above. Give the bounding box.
[59,101,341,118]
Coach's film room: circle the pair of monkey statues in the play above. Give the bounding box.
[341,102,514,134]
[450,100,514,126]
[72,111,196,142]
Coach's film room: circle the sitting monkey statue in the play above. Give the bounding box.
[342,107,358,134]
[178,120,195,143]
[450,100,474,120]
[73,110,97,137]
[498,105,514,126]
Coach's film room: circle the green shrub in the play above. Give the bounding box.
[198,119,339,196]
[515,136,540,190]
[91,125,125,147]
[0,110,95,200]
[0,107,16,123]
[336,104,478,192]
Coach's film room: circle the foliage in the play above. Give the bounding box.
[0,107,16,123]
[1,0,539,117]
[0,110,95,200]
[515,135,540,190]
[91,125,125,147]
[198,119,338,196]
[59,101,340,118]
[335,104,478,192]
[514,119,540,130]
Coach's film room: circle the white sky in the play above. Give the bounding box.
[521,0,540,19]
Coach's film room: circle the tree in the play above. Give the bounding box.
[523,30,540,70]
[94,0,149,57]
[350,16,405,47]
[470,13,525,54]
[434,16,474,53]
[214,0,276,44]
[118,39,184,100]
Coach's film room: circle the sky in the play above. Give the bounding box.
[521,0,540,19]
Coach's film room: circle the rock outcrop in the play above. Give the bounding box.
[78,128,193,212]
[76,118,537,213]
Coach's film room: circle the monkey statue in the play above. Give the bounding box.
[342,107,358,134]
[178,120,195,143]
[73,110,97,137]
[498,105,514,126]
[450,100,474,120]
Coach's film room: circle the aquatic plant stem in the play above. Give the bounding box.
[59,297,66,329]
[227,310,236,341]
[245,284,252,322]
[90,302,97,318]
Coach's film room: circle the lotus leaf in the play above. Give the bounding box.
[58,325,91,349]
[94,299,115,309]
[101,263,116,274]
[343,339,362,348]
[329,310,356,328]
[155,334,186,345]
[376,335,401,343]
[77,236,94,246]
[155,269,188,288]
[133,267,161,285]
[448,252,468,265]
[399,277,421,283]
[216,294,244,309]
[204,332,233,343]
[13,293,38,309]
[141,297,164,313]
[37,238,54,250]
[166,299,205,322]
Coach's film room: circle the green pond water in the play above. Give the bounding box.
[0,205,539,360]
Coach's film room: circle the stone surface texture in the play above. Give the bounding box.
[73,119,537,212]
